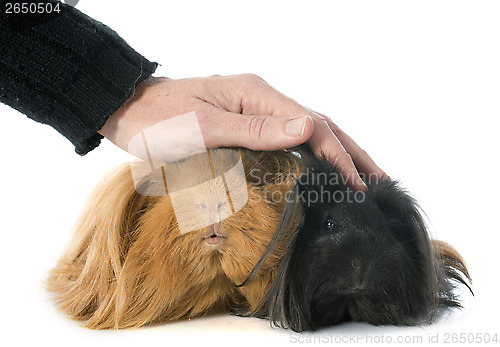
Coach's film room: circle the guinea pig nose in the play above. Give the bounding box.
[211,222,221,234]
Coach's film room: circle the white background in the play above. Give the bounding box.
[1,0,499,346]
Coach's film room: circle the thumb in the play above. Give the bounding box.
[205,112,314,151]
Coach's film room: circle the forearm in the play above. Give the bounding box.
[0,0,157,155]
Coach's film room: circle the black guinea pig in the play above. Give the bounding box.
[248,146,472,332]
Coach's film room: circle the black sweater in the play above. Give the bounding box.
[0,0,158,155]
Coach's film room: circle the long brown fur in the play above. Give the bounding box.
[46,148,302,329]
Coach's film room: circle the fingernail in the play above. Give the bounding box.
[285,115,309,137]
[359,179,368,191]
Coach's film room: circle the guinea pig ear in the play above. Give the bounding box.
[46,162,156,329]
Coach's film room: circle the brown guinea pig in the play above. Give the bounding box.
[46,148,302,329]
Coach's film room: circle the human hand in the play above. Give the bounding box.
[98,74,386,191]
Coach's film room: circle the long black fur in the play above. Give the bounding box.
[250,147,472,332]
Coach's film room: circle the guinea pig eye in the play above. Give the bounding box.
[323,218,334,231]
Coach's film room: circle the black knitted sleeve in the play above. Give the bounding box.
[0,0,158,155]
